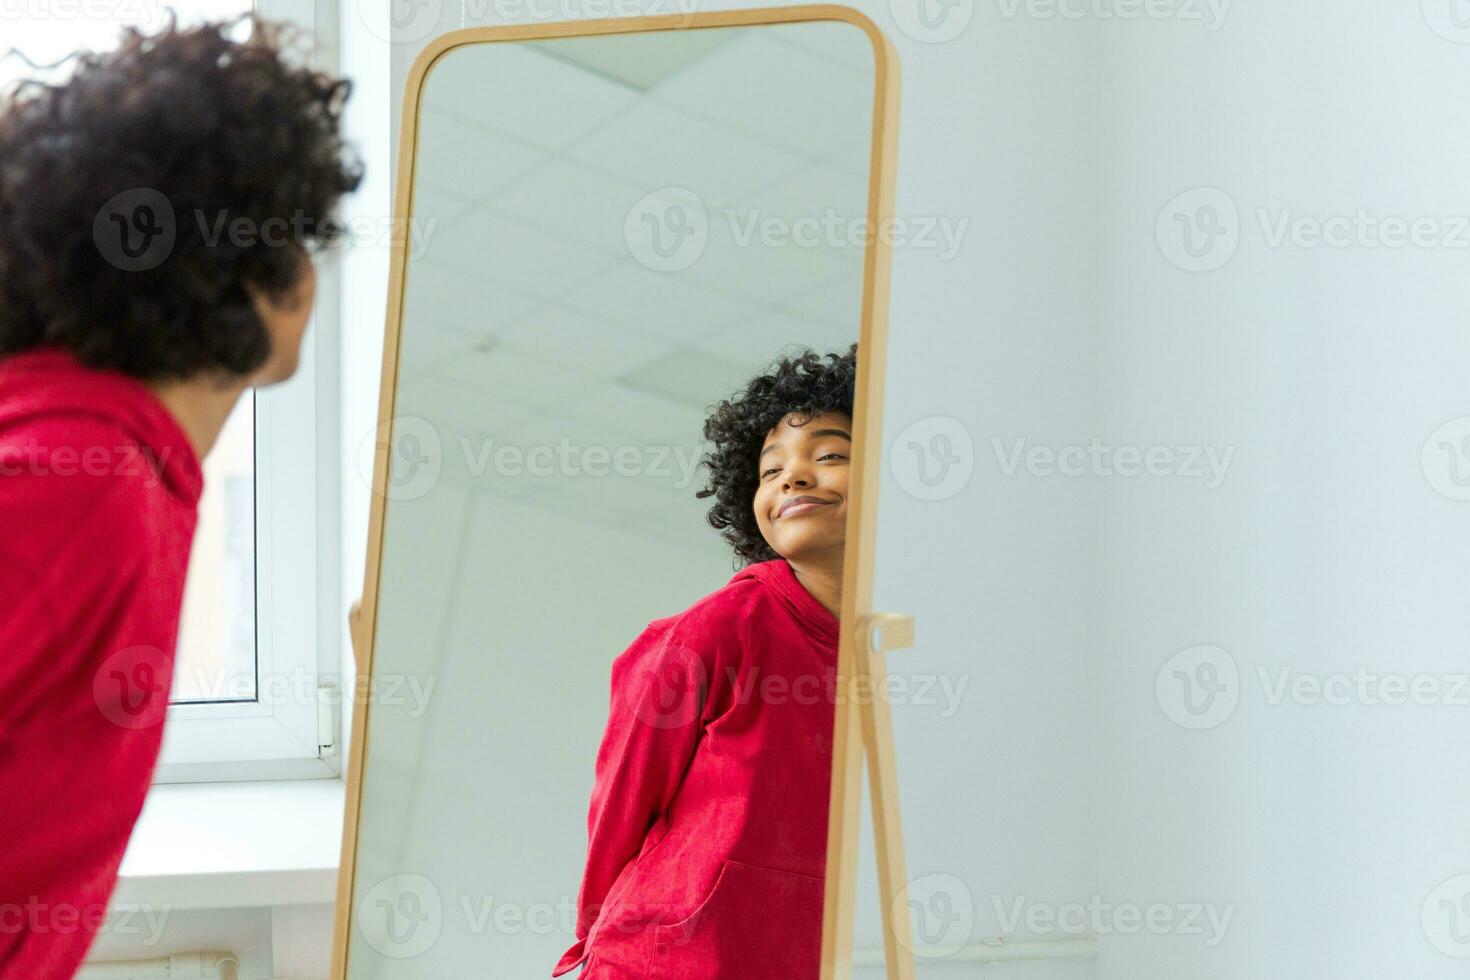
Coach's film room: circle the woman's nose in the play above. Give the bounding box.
[783,468,813,490]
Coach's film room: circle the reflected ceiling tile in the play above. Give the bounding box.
[769,22,876,73]
[414,106,544,200]
[692,310,854,367]
[488,159,649,256]
[395,372,541,434]
[422,43,640,148]
[560,262,759,343]
[781,275,865,335]
[559,381,706,447]
[430,340,602,412]
[500,305,669,379]
[531,30,737,91]
[424,206,616,299]
[680,209,852,301]
[650,30,873,158]
[446,410,610,500]
[726,161,870,272]
[616,348,753,410]
[565,100,808,209]
[402,259,540,335]
[411,179,476,229]
[397,315,495,371]
[510,408,636,458]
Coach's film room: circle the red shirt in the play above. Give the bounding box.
[0,347,202,979]
[554,558,840,980]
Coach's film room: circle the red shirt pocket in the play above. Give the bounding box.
[652,859,825,980]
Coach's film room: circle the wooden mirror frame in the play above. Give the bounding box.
[331,7,907,978]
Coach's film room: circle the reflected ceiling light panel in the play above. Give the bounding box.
[531,29,737,92]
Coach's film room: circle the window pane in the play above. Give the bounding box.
[173,392,257,703]
[0,0,253,95]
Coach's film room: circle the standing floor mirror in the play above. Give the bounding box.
[333,7,903,977]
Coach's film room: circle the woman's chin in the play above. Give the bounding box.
[772,534,845,566]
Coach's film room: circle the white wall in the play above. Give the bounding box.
[1092,3,1470,978]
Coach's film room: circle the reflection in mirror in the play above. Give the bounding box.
[347,19,880,979]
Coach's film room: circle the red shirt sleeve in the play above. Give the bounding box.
[551,614,735,977]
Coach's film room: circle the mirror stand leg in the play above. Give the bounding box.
[822,658,865,980]
[861,639,918,980]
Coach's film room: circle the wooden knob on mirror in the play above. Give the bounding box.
[859,612,915,657]
[347,599,363,672]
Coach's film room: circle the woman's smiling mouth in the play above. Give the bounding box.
[777,495,835,519]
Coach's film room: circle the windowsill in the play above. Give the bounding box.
[114,778,344,911]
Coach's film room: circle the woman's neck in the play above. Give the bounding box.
[788,554,844,619]
[146,373,251,461]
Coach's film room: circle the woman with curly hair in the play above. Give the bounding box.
[0,15,361,977]
[554,344,857,980]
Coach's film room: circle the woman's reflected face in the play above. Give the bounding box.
[753,411,852,562]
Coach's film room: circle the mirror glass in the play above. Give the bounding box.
[347,19,879,978]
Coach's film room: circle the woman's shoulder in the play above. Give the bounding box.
[659,560,789,632]
[620,561,788,666]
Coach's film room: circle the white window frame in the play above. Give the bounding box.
[154,0,345,783]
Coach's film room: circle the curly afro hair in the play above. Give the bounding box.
[0,13,363,380]
[696,344,857,567]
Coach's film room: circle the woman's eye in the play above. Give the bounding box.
[761,467,780,478]
[820,453,848,461]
